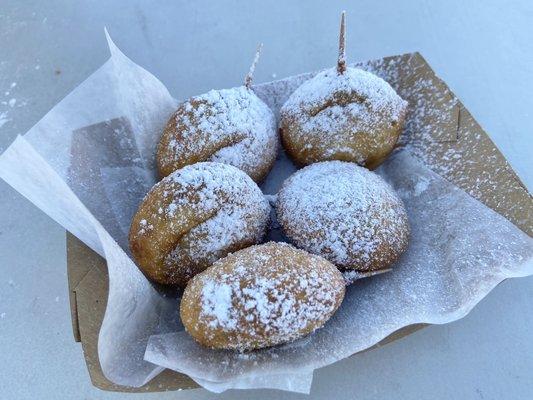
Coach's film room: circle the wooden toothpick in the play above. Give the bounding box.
[244,43,263,88]
[337,11,347,74]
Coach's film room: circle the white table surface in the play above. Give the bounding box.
[1,1,532,399]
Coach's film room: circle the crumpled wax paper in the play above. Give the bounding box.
[0,33,531,394]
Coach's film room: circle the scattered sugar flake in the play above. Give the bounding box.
[8,98,16,107]
[0,112,8,128]
[35,65,40,70]
[55,296,60,302]
[0,313,5,319]
[10,82,16,89]
[167,203,177,215]
[413,176,430,196]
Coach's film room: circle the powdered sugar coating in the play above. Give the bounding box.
[129,162,270,286]
[279,66,408,168]
[180,242,345,351]
[157,86,278,182]
[276,161,409,271]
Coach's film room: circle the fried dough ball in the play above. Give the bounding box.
[180,242,345,351]
[129,162,270,287]
[276,161,409,272]
[279,66,408,169]
[157,85,278,182]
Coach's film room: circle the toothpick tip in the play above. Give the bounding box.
[244,43,263,88]
[337,12,347,74]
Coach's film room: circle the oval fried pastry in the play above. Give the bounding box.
[180,242,345,351]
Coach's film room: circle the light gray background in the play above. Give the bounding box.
[0,1,532,399]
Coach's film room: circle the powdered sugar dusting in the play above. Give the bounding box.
[160,86,278,181]
[277,161,409,271]
[164,163,269,263]
[186,242,345,351]
[166,203,262,267]
[201,280,236,329]
[282,66,406,124]
[279,66,407,162]
[131,162,270,284]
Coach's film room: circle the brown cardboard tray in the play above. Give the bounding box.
[66,52,532,392]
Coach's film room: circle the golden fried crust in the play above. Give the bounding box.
[129,162,270,287]
[279,66,408,169]
[156,86,278,182]
[280,111,406,170]
[276,161,410,272]
[180,242,345,351]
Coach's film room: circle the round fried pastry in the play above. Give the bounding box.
[276,161,409,272]
[279,66,407,169]
[157,45,277,182]
[129,162,270,287]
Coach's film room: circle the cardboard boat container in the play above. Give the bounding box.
[66,52,532,392]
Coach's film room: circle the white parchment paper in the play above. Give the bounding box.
[0,34,531,394]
